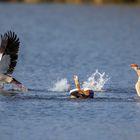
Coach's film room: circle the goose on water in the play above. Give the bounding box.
[70,75,94,99]
[130,64,140,97]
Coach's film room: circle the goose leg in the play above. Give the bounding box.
[11,78,28,91]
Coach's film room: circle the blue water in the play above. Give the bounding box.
[0,3,140,140]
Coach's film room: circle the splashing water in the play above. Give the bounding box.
[49,70,109,92]
[49,78,70,92]
[82,70,109,91]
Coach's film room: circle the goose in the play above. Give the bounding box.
[130,64,140,96]
[70,75,94,98]
[0,31,27,91]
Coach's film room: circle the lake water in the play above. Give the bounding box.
[0,3,140,140]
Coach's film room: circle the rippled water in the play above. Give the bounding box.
[0,3,140,140]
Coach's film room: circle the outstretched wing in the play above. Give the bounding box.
[0,31,20,75]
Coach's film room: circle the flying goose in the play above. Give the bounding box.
[0,31,27,91]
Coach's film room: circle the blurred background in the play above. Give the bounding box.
[1,0,140,4]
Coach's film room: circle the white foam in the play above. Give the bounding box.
[49,78,70,92]
[82,70,109,91]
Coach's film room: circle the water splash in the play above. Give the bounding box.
[82,70,109,91]
[49,70,109,92]
[49,78,70,92]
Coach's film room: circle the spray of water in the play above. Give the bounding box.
[49,70,109,92]
[82,70,109,91]
[49,78,70,92]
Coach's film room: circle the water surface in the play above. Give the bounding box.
[0,4,140,140]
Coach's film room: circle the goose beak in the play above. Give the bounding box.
[130,64,133,67]
[130,64,138,68]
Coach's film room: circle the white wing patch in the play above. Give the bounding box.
[0,53,3,61]
[0,55,10,74]
[0,36,3,61]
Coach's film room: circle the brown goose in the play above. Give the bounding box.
[0,31,27,91]
[130,64,140,97]
[70,75,94,98]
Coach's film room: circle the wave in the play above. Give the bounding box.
[28,87,135,95]
[4,94,139,103]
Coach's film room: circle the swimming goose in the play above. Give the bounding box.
[70,75,94,98]
[130,64,140,96]
[0,31,27,91]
